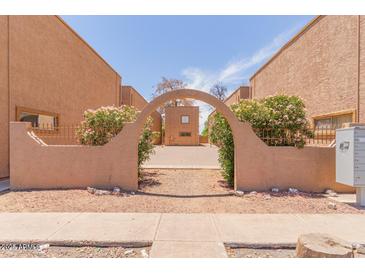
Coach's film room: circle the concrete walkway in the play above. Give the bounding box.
[143,145,220,169]
[1,213,365,257]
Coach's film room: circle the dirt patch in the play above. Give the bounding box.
[226,247,365,258]
[226,247,296,258]
[0,245,150,258]
[0,169,362,213]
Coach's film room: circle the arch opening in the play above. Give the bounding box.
[133,89,244,191]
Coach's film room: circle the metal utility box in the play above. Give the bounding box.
[336,126,365,187]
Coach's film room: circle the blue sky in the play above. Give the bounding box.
[62,16,314,130]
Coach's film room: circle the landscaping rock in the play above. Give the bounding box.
[87,187,96,194]
[124,249,136,256]
[234,190,245,197]
[325,189,335,194]
[328,202,337,210]
[356,245,365,255]
[130,191,135,195]
[271,188,279,193]
[94,189,112,196]
[249,191,257,195]
[140,249,149,258]
[296,233,354,258]
[325,189,338,197]
[264,194,271,200]
[112,187,121,195]
[288,188,299,194]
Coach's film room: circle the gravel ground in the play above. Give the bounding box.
[0,245,150,258]
[0,169,362,213]
[226,247,365,258]
[226,247,296,258]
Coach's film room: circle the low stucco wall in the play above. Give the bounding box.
[233,122,353,193]
[10,122,138,190]
[10,89,354,193]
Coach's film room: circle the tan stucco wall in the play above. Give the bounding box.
[165,106,199,146]
[121,86,148,110]
[224,86,251,106]
[250,16,360,123]
[9,16,121,124]
[10,122,137,190]
[10,89,353,193]
[0,15,122,177]
[121,85,162,143]
[0,16,9,178]
[359,16,365,122]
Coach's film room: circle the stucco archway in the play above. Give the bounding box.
[127,88,252,191]
[135,89,243,138]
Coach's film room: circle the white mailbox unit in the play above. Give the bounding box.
[336,126,365,206]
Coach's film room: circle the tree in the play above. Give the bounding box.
[210,83,227,101]
[153,77,193,114]
[201,120,209,137]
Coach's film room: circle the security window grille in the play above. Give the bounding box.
[179,132,191,137]
[17,107,58,130]
[314,113,353,129]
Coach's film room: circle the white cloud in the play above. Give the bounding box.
[181,24,302,132]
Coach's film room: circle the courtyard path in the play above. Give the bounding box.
[1,213,365,257]
[142,145,220,169]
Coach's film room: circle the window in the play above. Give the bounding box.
[313,112,354,129]
[16,107,59,130]
[179,132,191,137]
[181,115,190,124]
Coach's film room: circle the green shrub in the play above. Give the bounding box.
[209,94,312,186]
[76,105,155,177]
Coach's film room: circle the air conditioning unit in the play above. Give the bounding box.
[336,126,365,206]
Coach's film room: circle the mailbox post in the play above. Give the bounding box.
[336,126,365,206]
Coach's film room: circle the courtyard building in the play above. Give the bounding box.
[164,106,200,146]
[0,16,159,179]
[121,85,162,144]
[249,15,365,129]
[223,86,251,106]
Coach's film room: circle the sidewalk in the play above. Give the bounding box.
[1,213,365,257]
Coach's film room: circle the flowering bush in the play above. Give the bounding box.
[209,94,313,185]
[76,106,155,177]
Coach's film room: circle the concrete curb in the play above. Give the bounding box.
[224,242,296,249]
